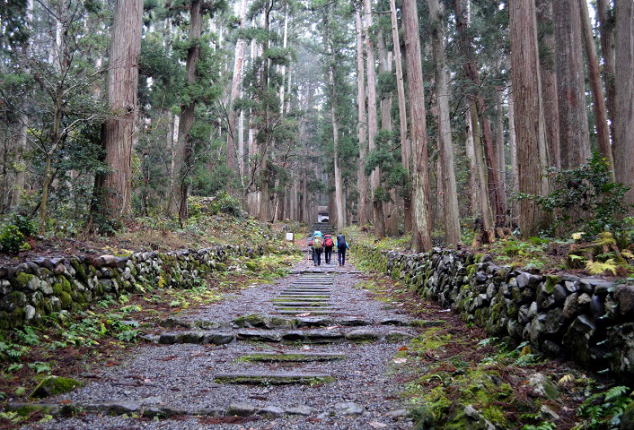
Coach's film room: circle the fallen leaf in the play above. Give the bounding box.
[398,346,409,351]
[393,358,407,364]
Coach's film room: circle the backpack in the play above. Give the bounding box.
[313,237,323,249]
[337,234,347,248]
[324,236,333,247]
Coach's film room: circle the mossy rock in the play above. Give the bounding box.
[30,376,84,398]
[544,275,560,294]
[233,314,268,328]
[13,272,35,288]
[8,290,27,306]
[59,291,73,308]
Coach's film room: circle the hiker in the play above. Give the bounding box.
[312,231,323,266]
[307,236,314,262]
[336,233,349,266]
[323,234,334,264]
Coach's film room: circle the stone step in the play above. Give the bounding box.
[273,297,330,302]
[157,331,234,345]
[273,302,330,307]
[281,289,332,293]
[275,308,338,313]
[158,316,418,331]
[238,352,346,362]
[214,372,334,385]
[275,310,335,315]
[7,401,317,419]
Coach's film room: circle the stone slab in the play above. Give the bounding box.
[214,372,334,385]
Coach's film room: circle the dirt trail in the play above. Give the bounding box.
[20,258,418,429]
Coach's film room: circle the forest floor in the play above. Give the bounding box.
[0,213,299,266]
[1,244,621,429]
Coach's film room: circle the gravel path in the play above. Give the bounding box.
[21,258,417,429]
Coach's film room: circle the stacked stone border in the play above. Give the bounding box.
[353,244,634,379]
[0,245,264,329]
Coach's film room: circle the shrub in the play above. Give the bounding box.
[11,214,37,237]
[521,153,631,237]
[209,192,242,217]
[0,224,26,254]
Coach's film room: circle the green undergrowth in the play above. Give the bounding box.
[0,252,300,426]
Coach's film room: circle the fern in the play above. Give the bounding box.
[586,259,617,275]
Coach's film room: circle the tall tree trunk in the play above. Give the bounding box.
[331,93,345,231]
[354,10,370,226]
[454,0,506,227]
[615,0,634,206]
[465,111,480,217]
[470,106,495,243]
[597,0,617,144]
[378,31,393,235]
[509,0,548,237]
[402,0,432,251]
[553,0,591,168]
[508,84,520,223]
[175,0,203,223]
[363,0,384,237]
[101,0,143,217]
[226,0,248,173]
[536,0,561,168]
[428,0,461,247]
[579,0,614,177]
[388,0,412,232]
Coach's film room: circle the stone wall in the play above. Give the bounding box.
[354,244,634,379]
[0,245,263,330]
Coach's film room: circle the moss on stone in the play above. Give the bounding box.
[544,275,560,294]
[233,314,268,328]
[30,376,84,398]
[59,291,73,308]
[14,272,35,288]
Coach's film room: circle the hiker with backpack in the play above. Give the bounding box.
[312,231,323,266]
[323,234,334,264]
[336,233,349,266]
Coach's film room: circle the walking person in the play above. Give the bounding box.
[312,231,323,266]
[323,234,334,264]
[336,233,348,266]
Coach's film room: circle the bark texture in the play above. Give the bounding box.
[102,0,143,217]
[427,0,461,246]
[553,0,591,169]
[536,0,560,168]
[615,0,634,205]
[509,0,548,237]
[454,0,506,226]
[388,0,411,231]
[174,0,203,222]
[402,0,432,251]
[363,0,384,237]
[579,0,614,176]
[597,0,616,143]
[354,10,370,226]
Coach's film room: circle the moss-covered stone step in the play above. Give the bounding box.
[157,331,235,345]
[238,352,346,362]
[214,372,334,385]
